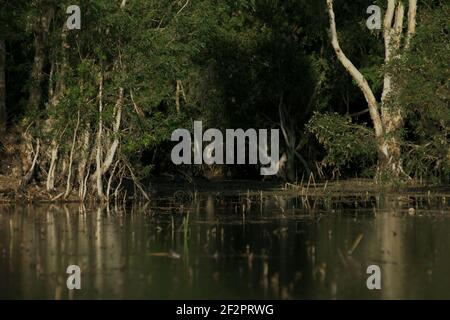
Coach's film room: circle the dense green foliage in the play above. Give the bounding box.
[0,0,448,188]
[391,3,450,179]
[306,112,377,176]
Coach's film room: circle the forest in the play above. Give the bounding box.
[0,0,448,202]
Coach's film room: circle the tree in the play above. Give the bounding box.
[27,1,54,111]
[2,0,446,191]
[391,3,450,180]
[16,0,221,199]
[0,39,5,131]
[326,0,417,178]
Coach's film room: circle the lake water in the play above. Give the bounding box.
[0,186,449,299]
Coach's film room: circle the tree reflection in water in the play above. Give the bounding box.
[0,192,449,299]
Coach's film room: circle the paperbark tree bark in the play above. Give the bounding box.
[379,0,405,175]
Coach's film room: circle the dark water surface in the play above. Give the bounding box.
[0,189,449,299]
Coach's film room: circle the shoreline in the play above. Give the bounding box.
[1,176,449,203]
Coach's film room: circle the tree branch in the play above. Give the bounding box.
[177,0,190,16]
[392,1,405,53]
[384,0,397,61]
[326,0,383,138]
[405,0,417,49]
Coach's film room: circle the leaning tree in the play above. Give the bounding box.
[326,0,417,178]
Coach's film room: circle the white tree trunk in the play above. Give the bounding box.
[64,110,80,198]
[327,0,418,177]
[46,142,59,191]
[91,87,124,185]
[78,127,90,200]
[101,87,123,174]
[326,0,383,138]
[20,139,40,189]
[95,75,104,199]
[405,0,418,49]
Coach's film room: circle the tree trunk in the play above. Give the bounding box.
[101,87,123,174]
[278,95,311,181]
[378,109,403,176]
[327,0,383,139]
[327,0,417,179]
[78,126,91,200]
[64,110,80,198]
[27,8,53,110]
[45,26,70,192]
[19,139,40,190]
[91,87,123,184]
[378,0,410,177]
[46,142,59,191]
[19,7,54,189]
[0,39,6,131]
[95,75,105,199]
